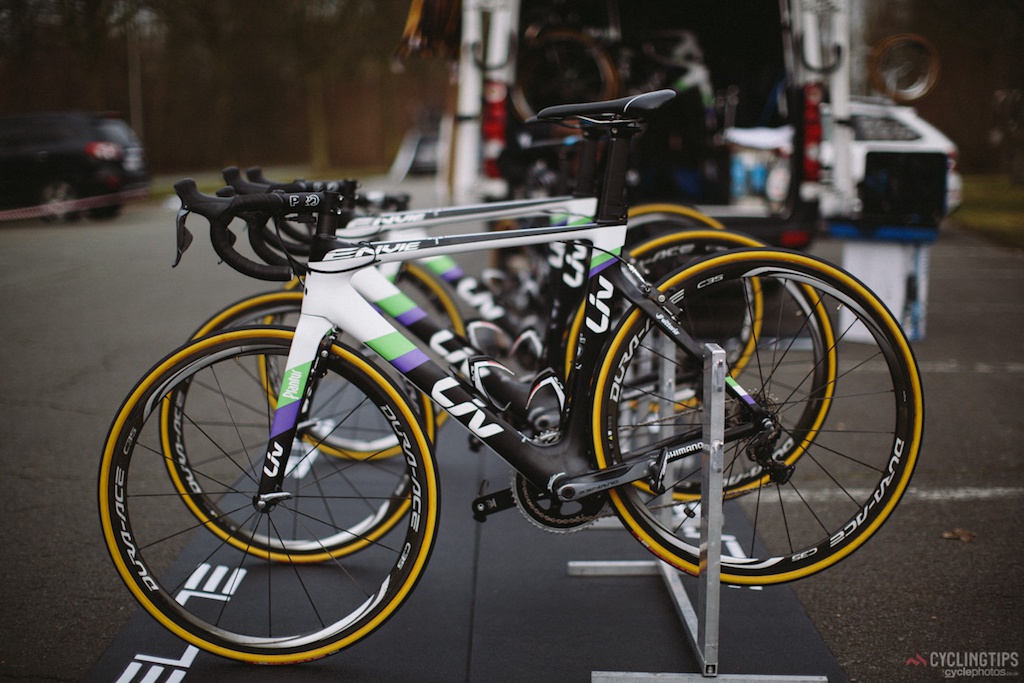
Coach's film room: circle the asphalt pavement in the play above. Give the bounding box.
[0,180,1021,682]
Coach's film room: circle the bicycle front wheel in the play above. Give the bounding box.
[98,328,440,662]
[593,249,923,584]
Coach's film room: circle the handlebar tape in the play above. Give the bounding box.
[174,179,295,281]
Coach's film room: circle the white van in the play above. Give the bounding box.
[423,0,958,247]
[820,97,961,235]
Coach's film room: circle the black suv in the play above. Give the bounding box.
[0,111,149,221]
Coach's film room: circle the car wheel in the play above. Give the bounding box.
[40,180,81,223]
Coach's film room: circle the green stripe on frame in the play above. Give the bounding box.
[425,255,460,275]
[376,292,417,317]
[366,330,418,361]
[590,247,621,270]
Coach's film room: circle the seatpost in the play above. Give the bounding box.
[594,122,641,223]
[573,126,602,199]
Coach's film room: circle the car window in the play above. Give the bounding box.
[851,114,921,142]
[0,116,82,150]
[94,119,139,146]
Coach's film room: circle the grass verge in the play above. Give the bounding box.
[950,175,1024,250]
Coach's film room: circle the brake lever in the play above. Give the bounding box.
[173,207,194,268]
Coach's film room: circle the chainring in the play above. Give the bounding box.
[511,473,608,533]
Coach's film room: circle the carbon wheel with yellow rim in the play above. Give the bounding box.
[628,202,728,236]
[99,328,440,662]
[593,249,923,584]
[869,33,940,103]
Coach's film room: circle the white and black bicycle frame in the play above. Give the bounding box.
[252,124,772,509]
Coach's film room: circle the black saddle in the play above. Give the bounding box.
[534,89,676,123]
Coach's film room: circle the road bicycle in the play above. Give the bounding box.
[186,164,767,475]
[197,156,777,467]
[99,90,923,663]
[187,180,773,494]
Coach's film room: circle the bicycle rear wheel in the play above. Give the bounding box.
[593,249,923,584]
[99,328,440,662]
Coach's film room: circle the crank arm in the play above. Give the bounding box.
[471,487,516,522]
[554,458,655,501]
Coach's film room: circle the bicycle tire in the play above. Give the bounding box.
[628,202,728,235]
[570,228,836,503]
[593,249,923,584]
[99,327,440,662]
[869,33,940,103]
[511,29,620,122]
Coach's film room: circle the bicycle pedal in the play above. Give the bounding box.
[472,487,516,522]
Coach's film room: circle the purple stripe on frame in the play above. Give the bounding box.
[396,308,428,326]
[589,259,615,278]
[391,348,430,373]
[440,267,466,282]
[270,401,302,439]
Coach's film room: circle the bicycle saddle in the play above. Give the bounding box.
[534,89,676,123]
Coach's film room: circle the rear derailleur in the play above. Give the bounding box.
[746,418,794,485]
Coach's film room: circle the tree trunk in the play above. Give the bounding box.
[306,71,331,172]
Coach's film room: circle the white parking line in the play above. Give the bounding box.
[776,486,1023,504]
[918,360,1024,374]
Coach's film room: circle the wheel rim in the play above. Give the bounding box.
[100,330,439,661]
[594,250,922,583]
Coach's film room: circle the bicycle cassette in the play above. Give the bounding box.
[511,473,607,532]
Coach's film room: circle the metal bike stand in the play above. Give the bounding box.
[571,343,826,682]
